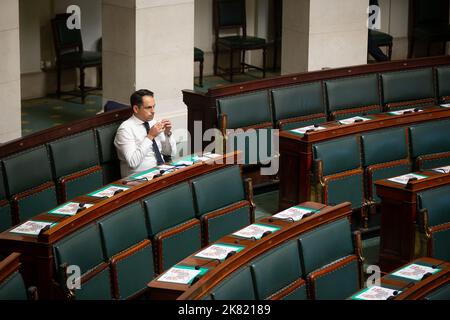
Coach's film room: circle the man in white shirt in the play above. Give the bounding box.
[114,89,177,178]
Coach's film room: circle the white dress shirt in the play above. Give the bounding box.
[114,115,177,178]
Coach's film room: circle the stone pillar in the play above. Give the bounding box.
[0,0,21,143]
[282,0,369,74]
[102,0,194,140]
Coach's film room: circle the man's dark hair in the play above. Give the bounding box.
[130,89,154,108]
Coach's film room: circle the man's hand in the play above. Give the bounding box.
[147,122,164,140]
[161,119,173,136]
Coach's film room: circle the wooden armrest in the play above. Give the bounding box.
[416,152,450,170]
[353,231,365,288]
[268,278,306,300]
[58,165,103,202]
[244,178,256,223]
[0,252,21,284]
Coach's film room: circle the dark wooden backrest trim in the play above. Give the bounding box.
[0,252,21,284]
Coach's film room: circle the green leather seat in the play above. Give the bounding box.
[143,183,201,273]
[98,203,154,299]
[0,271,28,300]
[191,166,252,244]
[409,119,450,169]
[95,123,121,184]
[53,224,112,300]
[211,266,257,300]
[313,136,364,210]
[381,68,435,111]
[325,74,382,120]
[298,218,360,300]
[2,147,57,223]
[48,131,103,202]
[418,185,450,261]
[271,82,327,130]
[424,283,450,300]
[436,66,450,103]
[361,127,412,203]
[250,241,307,300]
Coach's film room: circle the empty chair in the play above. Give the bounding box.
[53,224,112,300]
[381,68,435,112]
[417,184,450,262]
[409,119,450,170]
[143,183,201,273]
[361,127,412,205]
[191,166,254,245]
[2,147,57,224]
[271,82,327,130]
[95,123,121,184]
[424,283,450,300]
[250,241,307,300]
[298,218,362,300]
[325,74,382,120]
[312,136,366,227]
[210,266,257,300]
[0,170,11,232]
[436,66,450,104]
[48,131,103,202]
[98,203,154,299]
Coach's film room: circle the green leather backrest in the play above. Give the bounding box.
[418,184,450,227]
[2,147,53,196]
[0,167,6,200]
[54,224,105,275]
[325,74,380,112]
[192,166,245,216]
[313,136,361,176]
[95,123,120,163]
[48,131,99,178]
[0,271,28,300]
[144,183,196,236]
[361,127,408,166]
[74,267,112,300]
[218,91,272,129]
[217,0,245,27]
[298,218,353,275]
[381,68,435,104]
[425,283,450,300]
[437,66,450,98]
[250,241,303,300]
[0,204,11,233]
[211,266,256,300]
[271,82,324,122]
[53,15,82,48]
[409,120,450,158]
[98,202,148,259]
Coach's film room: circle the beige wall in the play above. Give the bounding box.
[0,0,21,143]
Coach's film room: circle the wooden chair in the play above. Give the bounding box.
[194,47,204,87]
[51,13,102,104]
[213,0,268,82]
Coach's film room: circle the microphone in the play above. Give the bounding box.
[408,177,418,183]
[387,281,415,300]
[194,251,237,270]
[152,170,166,179]
[114,189,124,196]
[414,108,420,112]
[261,230,272,239]
[432,261,447,269]
[354,118,364,123]
[268,217,295,223]
[190,276,201,286]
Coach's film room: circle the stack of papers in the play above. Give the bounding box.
[157,266,208,285]
[338,116,371,125]
[290,125,326,136]
[387,173,428,185]
[49,202,94,216]
[272,206,317,222]
[194,244,244,261]
[10,221,58,236]
[88,185,130,198]
[432,166,450,174]
[351,286,399,300]
[232,224,280,240]
[441,104,450,108]
[391,263,441,281]
[388,108,422,116]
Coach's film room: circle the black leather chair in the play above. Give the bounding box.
[194,47,204,87]
[213,0,268,82]
[51,13,102,104]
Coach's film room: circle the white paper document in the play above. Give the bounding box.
[10,221,57,236]
[290,125,326,135]
[387,173,428,185]
[49,202,94,216]
[389,108,422,116]
[441,104,450,108]
[131,168,159,180]
[232,224,280,240]
[351,286,399,300]
[88,185,130,198]
[157,266,207,285]
[196,153,223,162]
[338,116,371,125]
[272,206,317,222]
[194,244,244,261]
[432,166,450,174]
[391,263,441,281]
